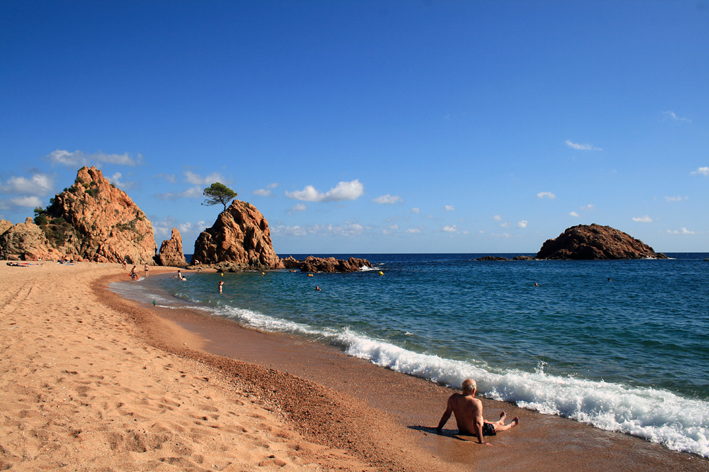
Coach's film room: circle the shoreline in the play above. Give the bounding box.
[99,268,707,471]
[1,262,706,471]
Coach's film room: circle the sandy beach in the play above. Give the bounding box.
[2,262,707,471]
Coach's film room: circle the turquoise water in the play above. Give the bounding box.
[111,253,709,456]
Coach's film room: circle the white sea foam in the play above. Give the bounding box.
[215,305,709,458]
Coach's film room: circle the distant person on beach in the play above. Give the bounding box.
[144,264,149,277]
[219,281,224,293]
[130,266,137,280]
[437,379,519,445]
[173,270,185,281]
[121,258,126,270]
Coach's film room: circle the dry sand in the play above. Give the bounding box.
[1,262,707,471]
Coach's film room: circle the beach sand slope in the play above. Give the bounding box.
[0,263,373,471]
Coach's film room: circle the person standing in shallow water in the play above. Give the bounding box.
[219,281,224,293]
[437,379,519,445]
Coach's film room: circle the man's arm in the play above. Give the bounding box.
[474,418,486,444]
[436,397,453,431]
[473,399,491,445]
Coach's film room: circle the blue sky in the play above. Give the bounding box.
[1,1,707,254]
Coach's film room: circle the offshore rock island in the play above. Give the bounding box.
[536,224,668,260]
[281,255,373,273]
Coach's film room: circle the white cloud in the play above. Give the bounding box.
[537,191,556,199]
[383,224,400,234]
[290,203,307,212]
[110,172,124,186]
[155,186,203,200]
[665,196,687,202]
[49,150,82,166]
[410,207,421,214]
[492,215,503,221]
[153,217,208,242]
[180,186,203,198]
[267,183,279,189]
[286,179,364,202]
[184,171,225,185]
[48,149,143,167]
[570,211,580,217]
[253,188,272,197]
[373,194,403,204]
[94,152,143,166]
[155,173,177,183]
[565,140,602,151]
[662,111,691,123]
[11,195,43,208]
[442,225,457,232]
[691,167,709,176]
[517,220,528,228]
[667,227,695,235]
[445,205,455,211]
[632,215,653,223]
[500,221,510,228]
[273,222,364,237]
[581,204,595,211]
[0,173,54,195]
[109,172,137,190]
[406,228,421,233]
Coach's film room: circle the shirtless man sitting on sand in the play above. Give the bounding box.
[437,378,519,445]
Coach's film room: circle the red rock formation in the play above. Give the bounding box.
[0,218,63,261]
[0,220,12,237]
[46,167,157,264]
[157,228,187,267]
[0,167,157,263]
[192,200,282,269]
[281,256,373,273]
[537,224,667,260]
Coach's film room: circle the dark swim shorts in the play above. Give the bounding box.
[482,423,496,437]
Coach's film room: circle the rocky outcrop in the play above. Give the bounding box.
[192,200,282,269]
[157,228,187,267]
[537,224,667,260]
[0,220,13,237]
[0,218,63,261]
[281,256,373,273]
[476,256,511,261]
[1,166,157,263]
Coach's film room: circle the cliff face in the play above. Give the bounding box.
[192,200,282,269]
[157,228,187,267]
[537,224,667,260]
[1,166,157,263]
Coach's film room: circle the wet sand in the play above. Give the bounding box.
[1,262,706,471]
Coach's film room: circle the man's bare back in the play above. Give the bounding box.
[436,379,519,445]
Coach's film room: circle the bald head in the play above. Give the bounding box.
[462,379,476,394]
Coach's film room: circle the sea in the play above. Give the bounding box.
[110,253,709,457]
